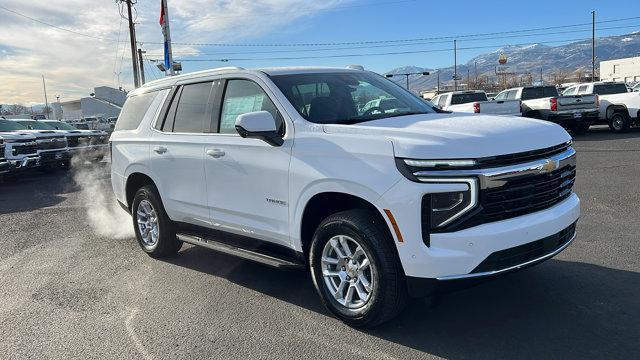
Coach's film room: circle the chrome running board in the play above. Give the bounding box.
[177,233,305,270]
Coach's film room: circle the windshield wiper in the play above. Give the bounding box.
[343,111,431,124]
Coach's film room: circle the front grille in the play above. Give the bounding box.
[478,165,576,225]
[37,139,66,150]
[13,144,38,156]
[471,222,576,273]
[475,142,571,168]
[67,136,90,148]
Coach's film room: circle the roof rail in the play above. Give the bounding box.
[346,65,365,71]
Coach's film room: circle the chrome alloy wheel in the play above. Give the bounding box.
[136,200,159,247]
[321,235,374,309]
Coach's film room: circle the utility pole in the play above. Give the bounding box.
[540,67,543,84]
[124,0,140,88]
[454,39,458,91]
[437,71,440,93]
[138,48,146,85]
[467,68,470,90]
[42,75,49,119]
[474,61,478,87]
[591,10,596,81]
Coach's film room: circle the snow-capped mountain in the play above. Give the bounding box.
[385,32,640,91]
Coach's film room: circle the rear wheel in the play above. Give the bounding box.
[309,209,407,327]
[132,185,182,257]
[609,112,630,133]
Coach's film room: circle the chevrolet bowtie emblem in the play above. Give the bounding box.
[540,159,557,173]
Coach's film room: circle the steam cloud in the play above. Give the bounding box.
[71,153,134,239]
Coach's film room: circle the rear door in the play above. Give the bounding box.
[148,80,220,227]
[204,76,293,247]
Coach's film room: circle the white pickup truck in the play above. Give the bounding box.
[431,90,521,116]
[562,82,640,132]
[111,66,580,327]
[496,86,599,133]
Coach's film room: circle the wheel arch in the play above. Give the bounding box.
[296,190,396,260]
[606,104,629,119]
[124,170,160,210]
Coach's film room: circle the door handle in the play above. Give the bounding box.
[206,149,225,158]
[153,146,167,154]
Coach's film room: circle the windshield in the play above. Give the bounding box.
[16,120,56,130]
[45,121,77,131]
[270,72,436,124]
[0,120,28,131]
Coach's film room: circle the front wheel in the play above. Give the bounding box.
[609,112,630,133]
[131,185,182,257]
[309,210,408,327]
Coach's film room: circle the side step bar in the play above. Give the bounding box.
[177,233,305,270]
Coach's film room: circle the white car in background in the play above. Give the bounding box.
[562,82,640,132]
[5,119,69,171]
[0,121,40,173]
[431,90,521,116]
[40,120,109,162]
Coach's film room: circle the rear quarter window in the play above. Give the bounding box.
[115,91,161,131]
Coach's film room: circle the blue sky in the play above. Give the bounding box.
[1,0,640,103]
[140,0,640,77]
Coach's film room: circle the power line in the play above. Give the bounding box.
[145,24,640,57]
[154,33,639,63]
[143,16,640,47]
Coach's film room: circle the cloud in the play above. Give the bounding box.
[0,0,352,105]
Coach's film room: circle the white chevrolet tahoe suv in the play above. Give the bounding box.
[111,67,580,327]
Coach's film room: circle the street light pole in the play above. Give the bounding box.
[454,39,458,91]
[592,10,596,81]
[385,71,430,91]
[42,75,49,119]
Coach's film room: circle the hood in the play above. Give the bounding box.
[12,129,66,140]
[322,113,571,159]
[0,131,37,141]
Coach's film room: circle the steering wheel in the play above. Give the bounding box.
[362,106,384,117]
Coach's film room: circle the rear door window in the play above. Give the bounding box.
[577,85,589,94]
[451,92,488,105]
[563,87,577,96]
[506,90,518,100]
[115,91,161,131]
[437,95,448,108]
[173,82,214,133]
[593,83,628,95]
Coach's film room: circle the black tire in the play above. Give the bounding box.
[309,209,408,327]
[131,185,182,258]
[569,122,590,134]
[608,112,630,133]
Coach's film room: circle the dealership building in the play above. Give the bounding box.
[600,56,640,83]
[53,86,126,120]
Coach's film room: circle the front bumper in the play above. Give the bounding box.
[8,156,40,171]
[68,144,109,157]
[377,176,581,280]
[39,149,70,164]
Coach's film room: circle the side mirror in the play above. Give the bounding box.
[234,111,283,146]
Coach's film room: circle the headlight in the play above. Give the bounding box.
[421,178,478,229]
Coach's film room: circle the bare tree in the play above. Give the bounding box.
[7,104,28,115]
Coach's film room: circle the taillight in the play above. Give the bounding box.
[595,94,600,107]
[473,102,480,113]
[550,97,558,111]
[519,100,523,113]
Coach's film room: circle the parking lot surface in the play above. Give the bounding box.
[0,126,638,359]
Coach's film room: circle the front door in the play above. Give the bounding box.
[204,78,292,246]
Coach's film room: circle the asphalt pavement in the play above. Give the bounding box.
[0,125,638,359]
